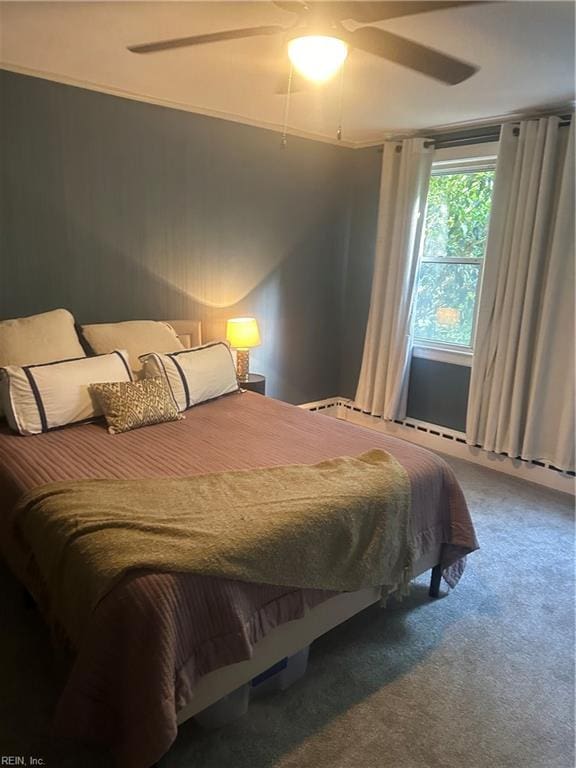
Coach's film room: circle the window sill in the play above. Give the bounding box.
[412,345,473,367]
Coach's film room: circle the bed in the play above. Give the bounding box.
[0,392,478,766]
[0,341,478,768]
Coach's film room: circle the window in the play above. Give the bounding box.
[412,146,497,364]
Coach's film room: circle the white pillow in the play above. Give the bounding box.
[140,342,238,412]
[0,308,85,366]
[1,350,133,435]
[0,308,86,419]
[81,321,184,377]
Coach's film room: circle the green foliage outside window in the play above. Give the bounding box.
[423,171,495,260]
[414,263,481,345]
[413,170,495,347]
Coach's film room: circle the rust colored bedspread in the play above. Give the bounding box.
[0,392,478,768]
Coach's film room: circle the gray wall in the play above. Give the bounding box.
[0,70,352,404]
[406,358,470,431]
[339,146,382,399]
[0,70,471,425]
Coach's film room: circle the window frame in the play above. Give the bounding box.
[412,142,499,367]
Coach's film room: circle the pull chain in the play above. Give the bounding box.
[336,58,346,142]
[281,64,294,149]
[282,60,346,146]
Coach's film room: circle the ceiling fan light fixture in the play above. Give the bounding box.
[287,35,348,83]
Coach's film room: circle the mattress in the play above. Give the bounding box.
[0,391,478,767]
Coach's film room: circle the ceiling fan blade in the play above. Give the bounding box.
[128,25,286,54]
[346,27,477,85]
[316,2,482,23]
[272,1,308,14]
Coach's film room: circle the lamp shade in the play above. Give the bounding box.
[226,317,261,349]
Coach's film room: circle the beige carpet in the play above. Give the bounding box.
[1,456,574,768]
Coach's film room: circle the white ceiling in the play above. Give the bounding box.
[0,1,574,146]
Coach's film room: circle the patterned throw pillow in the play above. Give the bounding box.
[90,377,182,435]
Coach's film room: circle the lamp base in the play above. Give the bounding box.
[236,349,250,382]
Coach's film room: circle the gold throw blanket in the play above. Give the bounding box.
[13,449,411,645]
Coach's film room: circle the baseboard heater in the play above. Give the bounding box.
[300,397,575,495]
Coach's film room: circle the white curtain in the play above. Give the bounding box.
[355,138,433,419]
[466,117,575,472]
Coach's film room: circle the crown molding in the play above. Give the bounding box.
[355,101,576,147]
[0,62,359,149]
[422,102,575,137]
[2,62,573,151]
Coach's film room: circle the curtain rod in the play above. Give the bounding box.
[385,113,572,153]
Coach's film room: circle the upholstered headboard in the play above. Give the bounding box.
[165,320,203,349]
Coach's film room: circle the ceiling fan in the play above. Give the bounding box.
[127,1,480,88]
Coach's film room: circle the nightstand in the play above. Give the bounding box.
[240,374,266,395]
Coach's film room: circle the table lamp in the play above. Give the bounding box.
[226,317,261,382]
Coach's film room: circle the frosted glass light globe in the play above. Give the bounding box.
[288,35,348,83]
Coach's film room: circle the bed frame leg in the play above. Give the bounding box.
[429,564,442,598]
